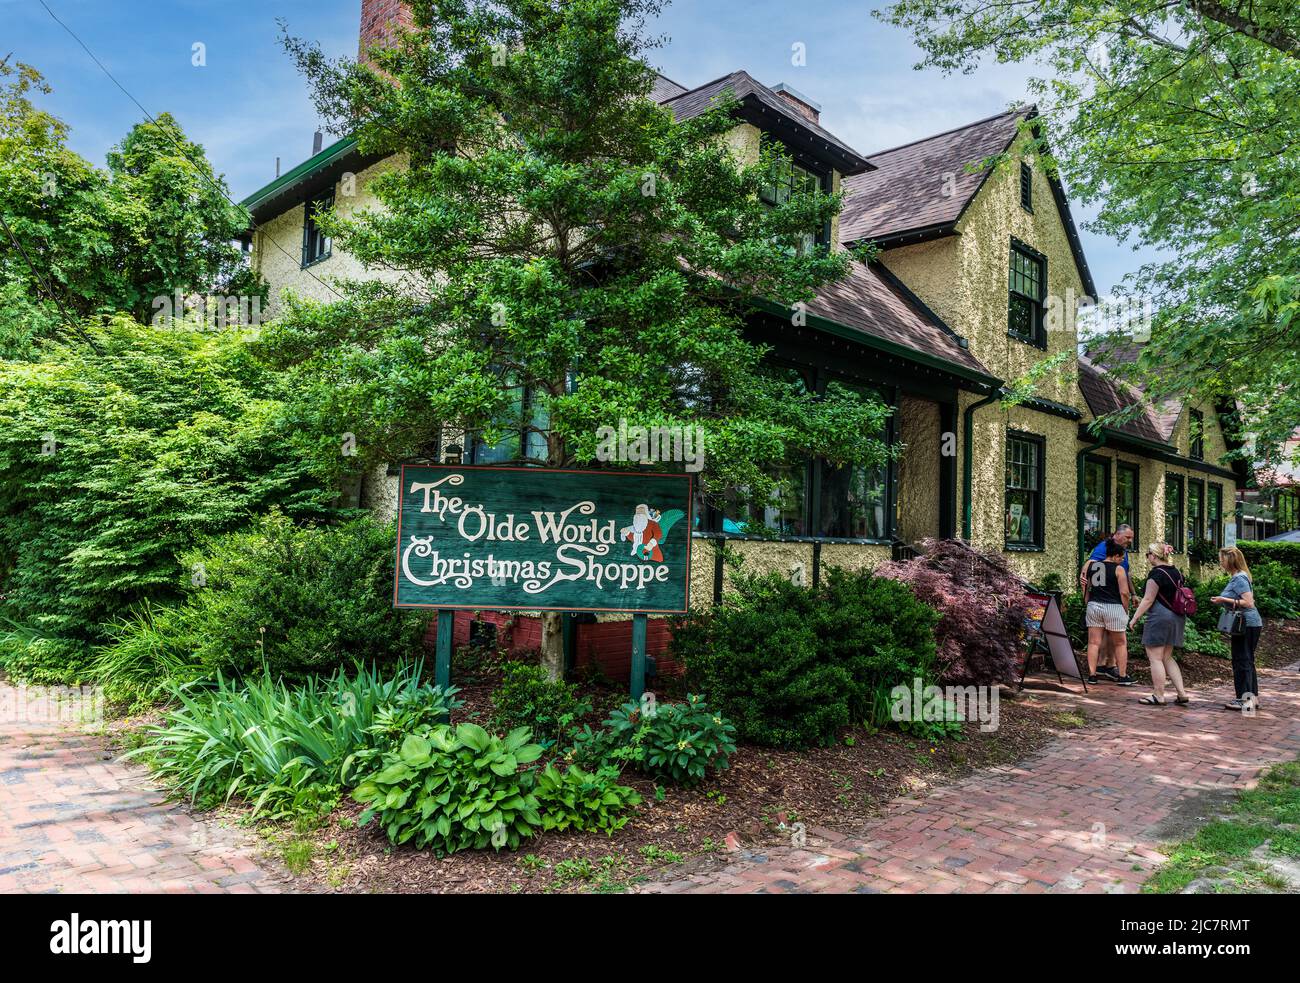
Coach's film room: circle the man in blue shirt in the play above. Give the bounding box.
[1079,524,1134,680]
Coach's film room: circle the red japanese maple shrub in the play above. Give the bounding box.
[876,538,1034,685]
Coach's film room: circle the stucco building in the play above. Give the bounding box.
[240,0,1245,667]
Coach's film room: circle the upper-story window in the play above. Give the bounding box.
[759,137,830,254]
[1189,409,1205,460]
[301,191,333,267]
[1019,161,1033,212]
[1007,239,1046,348]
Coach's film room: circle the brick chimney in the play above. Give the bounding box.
[359,0,414,62]
[771,83,821,125]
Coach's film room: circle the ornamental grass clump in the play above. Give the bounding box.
[127,663,461,818]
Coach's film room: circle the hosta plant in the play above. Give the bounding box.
[532,763,641,834]
[353,723,545,854]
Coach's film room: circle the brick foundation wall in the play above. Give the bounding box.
[423,611,680,681]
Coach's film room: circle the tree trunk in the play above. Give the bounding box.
[539,414,568,679]
[539,610,564,681]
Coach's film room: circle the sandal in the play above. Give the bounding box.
[1139,695,1166,706]
[1174,696,1190,705]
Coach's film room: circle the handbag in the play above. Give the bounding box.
[1218,602,1247,637]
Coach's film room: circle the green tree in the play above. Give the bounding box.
[274,0,891,673]
[877,1,1300,463]
[0,317,332,682]
[0,58,261,358]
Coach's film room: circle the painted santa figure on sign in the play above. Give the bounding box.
[620,504,685,562]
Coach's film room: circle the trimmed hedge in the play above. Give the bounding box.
[1238,541,1300,579]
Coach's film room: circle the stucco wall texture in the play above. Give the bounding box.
[250,155,409,318]
[260,121,1237,621]
[897,395,942,544]
[880,137,1086,410]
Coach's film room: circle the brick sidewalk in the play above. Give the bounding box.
[639,661,1300,894]
[0,682,288,894]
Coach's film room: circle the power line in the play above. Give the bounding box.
[37,0,346,303]
[0,210,100,352]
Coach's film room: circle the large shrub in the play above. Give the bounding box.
[0,319,329,682]
[877,539,1034,686]
[674,569,939,748]
[95,511,428,685]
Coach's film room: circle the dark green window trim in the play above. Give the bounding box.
[1187,477,1205,552]
[1208,482,1224,548]
[1082,455,1111,553]
[1165,472,1185,553]
[1019,161,1033,213]
[1007,237,1047,349]
[301,190,334,268]
[1006,429,1046,549]
[1189,409,1205,461]
[1116,461,1139,546]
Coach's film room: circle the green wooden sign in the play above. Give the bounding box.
[393,465,694,613]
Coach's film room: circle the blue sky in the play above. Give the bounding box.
[8,0,1156,294]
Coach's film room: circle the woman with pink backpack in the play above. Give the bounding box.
[1129,542,1195,706]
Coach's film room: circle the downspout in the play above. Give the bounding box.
[961,390,1001,541]
[1077,430,1107,575]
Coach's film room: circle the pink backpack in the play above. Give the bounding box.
[1156,567,1197,616]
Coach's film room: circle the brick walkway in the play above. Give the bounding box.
[0,682,287,894]
[640,661,1300,894]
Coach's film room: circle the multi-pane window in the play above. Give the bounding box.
[1006,432,1045,548]
[1008,241,1046,345]
[1116,462,1139,544]
[468,374,549,464]
[720,365,811,536]
[1190,409,1205,460]
[819,383,892,540]
[301,191,333,267]
[1019,161,1033,212]
[759,139,827,254]
[1165,473,1184,552]
[1082,457,1110,552]
[1187,478,1204,550]
[1208,483,1223,548]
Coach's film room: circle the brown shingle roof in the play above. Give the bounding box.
[1077,356,1171,444]
[649,73,687,103]
[660,71,870,174]
[806,261,994,378]
[1083,343,1182,442]
[839,109,1025,245]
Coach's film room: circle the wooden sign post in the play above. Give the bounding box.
[394,465,693,698]
[630,612,648,702]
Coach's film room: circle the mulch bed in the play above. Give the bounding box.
[283,657,1077,894]
[181,624,1299,894]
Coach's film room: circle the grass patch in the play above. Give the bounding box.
[1145,758,1300,894]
